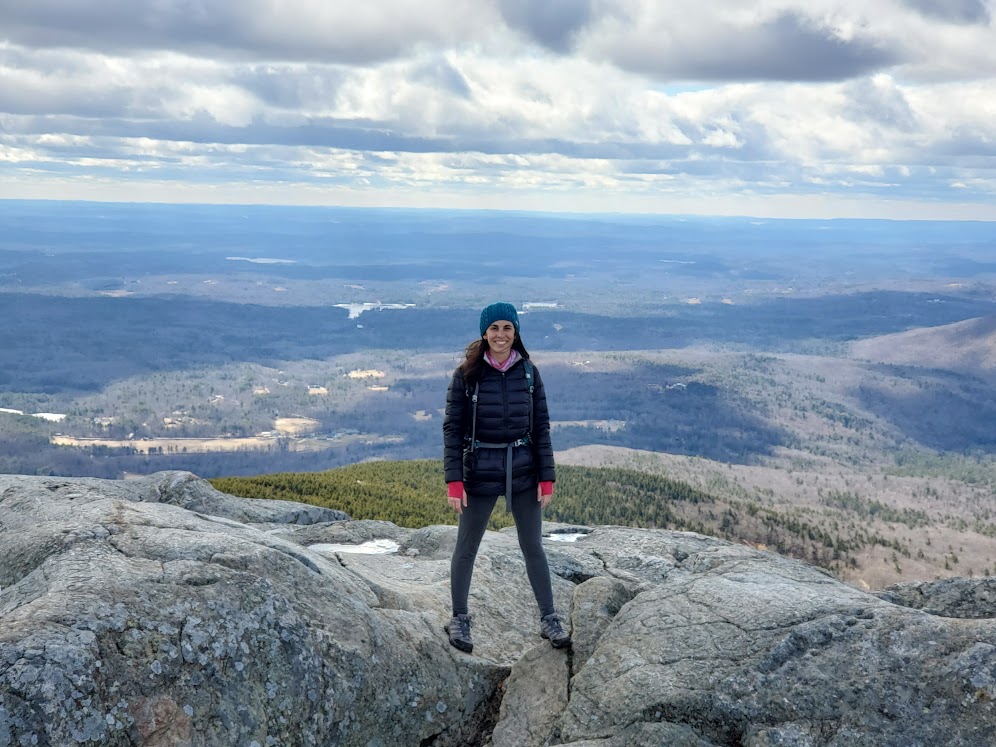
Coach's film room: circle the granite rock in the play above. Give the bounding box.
[3,473,996,746]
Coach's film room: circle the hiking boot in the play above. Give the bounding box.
[540,612,572,649]
[445,613,473,653]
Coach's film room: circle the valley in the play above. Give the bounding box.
[1,199,994,589]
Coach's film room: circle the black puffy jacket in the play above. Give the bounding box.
[443,357,555,497]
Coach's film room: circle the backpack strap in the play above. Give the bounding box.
[469,381,480,451]
[523,359,534,438]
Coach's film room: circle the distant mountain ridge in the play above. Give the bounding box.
[851,314,996,376]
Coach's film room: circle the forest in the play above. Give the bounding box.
[2,201,994,588]
[211,459,941,581]
[3,290,995,396]
[4,338,995,481]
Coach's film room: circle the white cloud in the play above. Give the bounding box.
[578,0,996,83]
[497,0,595,53]
[900,0,991,25]
[580,1,902,82]
[0,0,994,218]
[0,1,492,63]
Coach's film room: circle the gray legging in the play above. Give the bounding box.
[450,486,555,618]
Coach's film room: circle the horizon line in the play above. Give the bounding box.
[2,196,995,224]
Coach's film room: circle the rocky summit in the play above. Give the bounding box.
[2,472,996,746]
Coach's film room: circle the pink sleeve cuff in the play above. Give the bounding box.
[539,480,554,496]
[447,481,465,498]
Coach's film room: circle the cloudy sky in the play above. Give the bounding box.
[1,0,995,219]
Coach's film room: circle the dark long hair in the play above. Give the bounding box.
[459,335,530,384]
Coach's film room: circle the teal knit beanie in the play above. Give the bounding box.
[479,302,520,336]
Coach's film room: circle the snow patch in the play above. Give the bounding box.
[309,539,400,555]
[545,531,589,543]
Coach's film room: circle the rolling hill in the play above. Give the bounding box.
[210,458,996,590]
[851,315,996,377]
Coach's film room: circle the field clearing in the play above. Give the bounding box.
[50,432,396,454]
[557,444,996,589]
[552,419,625,432]
[274,417,321,435]
[52,435,280,453]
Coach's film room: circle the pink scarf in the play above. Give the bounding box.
[485,348,519,371]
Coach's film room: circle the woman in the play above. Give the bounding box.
[442,301,571,653]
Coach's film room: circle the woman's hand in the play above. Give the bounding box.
[537,481,554,509]
[448,491,468,514]
[447,482,468,514]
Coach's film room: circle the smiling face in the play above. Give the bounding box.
[484,320,516,360]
